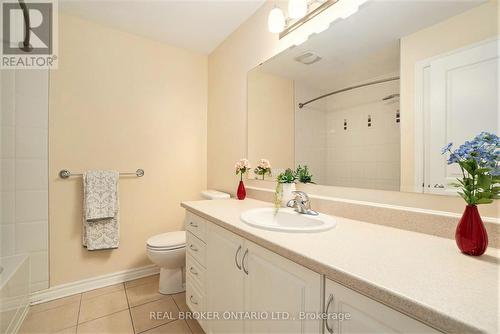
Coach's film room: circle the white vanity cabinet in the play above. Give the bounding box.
[242,239,321,334]
[324,279,438,333]
[204,220,321,334]
[205,220,246,333]
[184,210,438,334]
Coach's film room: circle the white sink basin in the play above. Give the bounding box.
[240,207,336,233]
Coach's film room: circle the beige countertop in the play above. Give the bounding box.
[181,198,499,334]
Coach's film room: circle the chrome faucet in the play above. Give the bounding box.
[286,191,319,216]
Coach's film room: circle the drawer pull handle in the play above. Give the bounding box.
[242,249,249,275]
[325,294,334,334]
[190,295,198,305]
[189,267,198,275]
[189,244,198,252]
[235,245,242,270]
[189,222,198,227]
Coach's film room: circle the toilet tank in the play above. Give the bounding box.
[201,190,230,200]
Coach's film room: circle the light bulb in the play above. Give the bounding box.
[288,0,308,19]
[268,7,285,33]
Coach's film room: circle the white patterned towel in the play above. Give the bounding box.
[82,170,119,250]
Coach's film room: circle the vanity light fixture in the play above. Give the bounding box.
[268,0,339,37]
[268,6,286,34]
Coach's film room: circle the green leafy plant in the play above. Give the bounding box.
[276,168,296,184]
[441,132,499,205]
[274,168,296,211]
[296,165,314,184]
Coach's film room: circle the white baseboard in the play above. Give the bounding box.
[30,264,159,305]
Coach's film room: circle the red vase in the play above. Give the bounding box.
[455,205,488,256]
[237,180,246,200]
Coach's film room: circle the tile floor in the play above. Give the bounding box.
[19,275,204,334]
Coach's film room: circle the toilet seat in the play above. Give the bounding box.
[147,231,186,251]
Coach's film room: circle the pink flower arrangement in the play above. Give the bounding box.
[254,159,272,180]
[235,158,250,181]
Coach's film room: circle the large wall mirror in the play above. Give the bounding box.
[247,0,498,194]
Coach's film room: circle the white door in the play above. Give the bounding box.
[244,240,321,334]
[426,38,499,194]
[206,223,245,334]
[324,279,437,333]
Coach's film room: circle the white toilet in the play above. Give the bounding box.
[146,190,229,294]
[146,231,186,294]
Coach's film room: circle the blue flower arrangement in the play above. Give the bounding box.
[441,132,499,205]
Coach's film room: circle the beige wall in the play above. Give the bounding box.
[247,70,294,173]
[208,2,498,218]
[400,0,499,192]
[49,14,207,286]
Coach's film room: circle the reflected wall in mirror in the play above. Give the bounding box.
[247,0,498,194]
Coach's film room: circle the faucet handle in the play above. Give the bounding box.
[286,191,305,209]
[291,191,309,202]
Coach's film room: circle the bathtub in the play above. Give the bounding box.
[0,255,30,334]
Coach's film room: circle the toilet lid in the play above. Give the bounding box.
[147,231,186,250]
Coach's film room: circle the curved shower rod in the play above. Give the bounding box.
[298,76,400,109]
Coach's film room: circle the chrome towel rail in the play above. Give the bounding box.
[59,169,144,179]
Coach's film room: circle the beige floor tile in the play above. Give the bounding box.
[54,326,77,334]
[124,275,159,289]
[171,293,204,334]
[130,297,179,333]
[30,294,82,314]
[19,302,79,333]
[78,290,129,323]
[171,293,187,312]
[76,310,133,334]
[82,283,124,300]
[126,281,163,307]
[142,320,191,334]
[184,318,204,334]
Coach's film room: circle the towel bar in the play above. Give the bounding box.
[59,169,144,179]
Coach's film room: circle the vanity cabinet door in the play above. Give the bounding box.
[324,279,438,333]
[206,223,245,334]
[244,240,321,334]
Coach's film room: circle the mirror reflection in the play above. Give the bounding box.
[247,0,498,193]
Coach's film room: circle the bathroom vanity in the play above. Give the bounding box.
[182,198,499,334]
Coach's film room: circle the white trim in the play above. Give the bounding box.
[413,61,428,193]
[10,303,29,334]
[245,185,500,224]
[30,264,159,305]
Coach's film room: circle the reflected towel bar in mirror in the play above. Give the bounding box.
[59,169,145,179]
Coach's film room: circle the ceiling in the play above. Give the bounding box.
[59,0,265,54]
[258,0,485,92]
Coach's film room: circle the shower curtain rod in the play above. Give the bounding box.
[298,76,400,109]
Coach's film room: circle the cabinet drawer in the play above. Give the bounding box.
[187,231,206,267]
[186,280,204,314]
[185,212,207,241]
[186,254,205,291]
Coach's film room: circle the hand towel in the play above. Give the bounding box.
[84,170,119,221]
[82,170,119,250]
